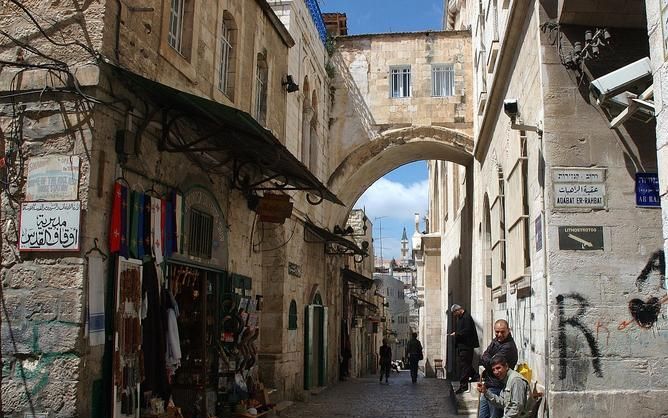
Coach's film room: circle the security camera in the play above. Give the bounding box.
[503,99,519,121]
[590,57,652,104]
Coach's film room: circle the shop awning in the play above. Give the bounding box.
[341,268,374,290]
[105,62,343,206]
[352,295,378,312]
[303,221,368,257]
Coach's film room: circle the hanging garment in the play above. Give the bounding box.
[164,196,174,258]
[109,182,122,253]
[143,195,152,257]
[174,192,183,254]
[88,255,105,346]
[129,190,140,258]
[141,262,168,401]
[137,193,145,259]
[120,185,129,258]
[165,307,181,376]
[151,197,163,263]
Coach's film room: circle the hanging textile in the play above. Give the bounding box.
[109,182,122,253]
[136,193,145,259]
[175,192,183,254]
[143,195,152,258]
[120,184,129,258]
[88,255,105,346]
[164,195,174,258]
[141,262,168,401]
[129,191,140,258]
[151,197,163,264]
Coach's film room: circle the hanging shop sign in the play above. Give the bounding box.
[19,201,81,251]
[553,168,606,209]
[635,172,660,208]
[558,226,604,251]
[26,155,80,201]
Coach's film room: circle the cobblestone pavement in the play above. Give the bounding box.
[280,371,459,418]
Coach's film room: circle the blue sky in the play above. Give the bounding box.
[320,1,442,263]
[320,0,445,34]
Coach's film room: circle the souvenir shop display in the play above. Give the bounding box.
[108,180,272,417]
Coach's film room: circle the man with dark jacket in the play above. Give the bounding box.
[478,319,518,418]
[449,304,480,393]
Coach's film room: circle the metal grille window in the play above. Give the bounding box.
[218,18,233,95]
[188,208,213,259]
[168,0,185,53]
[390,66,411,98]
[432,64,455,96]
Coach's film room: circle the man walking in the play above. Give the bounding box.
[449,304,480,393]
[476,355,530,418]
[379,338,392,384]
[479,320,518,418]
[405,332,423,383]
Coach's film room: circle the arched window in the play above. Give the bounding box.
[313,292,323,306]
[309,90,319,173]
[483,193,492,289]
[301,76,311,164]
[288,300,298,330]
[218,11,237,99]
[254,51,268,126]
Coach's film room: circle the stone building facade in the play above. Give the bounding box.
[441,0,668,416]
[0,1,370,416]
[325,31,474,380]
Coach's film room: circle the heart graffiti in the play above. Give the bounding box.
[628,297,662,329]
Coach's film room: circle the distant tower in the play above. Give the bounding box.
[401,227,409,263]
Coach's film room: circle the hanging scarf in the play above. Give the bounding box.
[120,185,129,258]
[109,181,122,253]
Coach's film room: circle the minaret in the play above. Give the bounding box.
[401,227,409,263]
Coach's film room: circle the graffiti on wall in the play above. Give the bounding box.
[557,251,668,381]
[629,250,666,329]
[556,293,603,379]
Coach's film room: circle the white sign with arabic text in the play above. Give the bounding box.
[553,168,607,209]
[19,201,81,251]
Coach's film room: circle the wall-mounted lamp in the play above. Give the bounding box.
[566,27,612,69]
[282,75,299,93]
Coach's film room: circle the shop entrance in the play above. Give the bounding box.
[304,293,327,389]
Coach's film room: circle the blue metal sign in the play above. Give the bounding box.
[635,173,660,207]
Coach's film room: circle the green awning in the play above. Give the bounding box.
[106,63,342,205]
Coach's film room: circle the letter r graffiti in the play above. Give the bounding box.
[556,293,603,379]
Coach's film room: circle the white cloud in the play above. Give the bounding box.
[355,177,429,218]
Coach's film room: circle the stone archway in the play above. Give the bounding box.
[326,125,473,226]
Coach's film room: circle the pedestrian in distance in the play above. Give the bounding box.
[479,319,518,418]
[405,332,423,383]
[449,303,480,394]
[476,354,531,418]
[379,338,392,384]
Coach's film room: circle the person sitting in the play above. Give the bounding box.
[476,355,530,418]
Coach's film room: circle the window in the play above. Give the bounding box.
[218,12,237,98]
[390,66,411,98]
[432,64,455,97]
[254,52,268,126]
[167,0,194,59]
[188,208,213,258]
[288,300,298,330]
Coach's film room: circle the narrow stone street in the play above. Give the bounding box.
[280,371,460,418]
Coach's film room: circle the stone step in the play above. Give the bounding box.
[274,400,294,416]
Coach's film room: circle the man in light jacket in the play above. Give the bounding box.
[479,320,518,418]
[476,354,530,418]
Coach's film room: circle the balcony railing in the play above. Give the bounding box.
[305,0,327,43]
